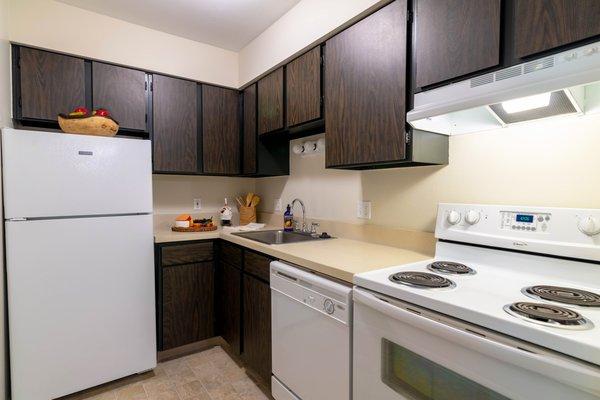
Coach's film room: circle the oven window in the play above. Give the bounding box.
[381,339,509,399]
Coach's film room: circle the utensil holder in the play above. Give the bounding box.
[239,205,257,225]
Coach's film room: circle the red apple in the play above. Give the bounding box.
[73,107,89,115]
[94,108,110,117]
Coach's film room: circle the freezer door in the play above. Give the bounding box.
[6,214,156,400]
[2,128,152,218]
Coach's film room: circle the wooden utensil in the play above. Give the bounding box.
[250,195,260,207]
[246,192,254,207]
[236,197,244,207]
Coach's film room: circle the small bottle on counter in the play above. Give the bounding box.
[283,204,293,232]
[220,198,233,226]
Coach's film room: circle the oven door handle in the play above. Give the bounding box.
[353,288,600,396]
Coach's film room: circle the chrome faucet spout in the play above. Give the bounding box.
[291,198,306,232]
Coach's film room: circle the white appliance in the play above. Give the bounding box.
[353,203,600,400]
[407,39,600,135]
[270,261,352,400]
[2,128,156,400]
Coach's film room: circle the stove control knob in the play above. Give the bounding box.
[324,299,335,315]
[578,216,600,236]
[447,210,461,225]
[465,210,481,225]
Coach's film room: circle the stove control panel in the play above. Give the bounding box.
[436,203,600,261]
[501,211,551,233]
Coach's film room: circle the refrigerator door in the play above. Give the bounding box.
[2,128,152,219]
[6,214,156,400]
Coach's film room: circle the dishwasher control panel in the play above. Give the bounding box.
[270,261,352,325]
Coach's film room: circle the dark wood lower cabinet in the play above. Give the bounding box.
[242,273,272,385]
[162,261,215,350]
[219,262,242,355]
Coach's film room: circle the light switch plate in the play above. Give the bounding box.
[357,201,372,219]
[193,198,202,210]
[274,198,283,212]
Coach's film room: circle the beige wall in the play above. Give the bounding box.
[9,0,239,87]
[238,0,381,85]
[153,175,256,215]
[257,113,600,232]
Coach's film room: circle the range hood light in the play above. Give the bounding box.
[501,93,551,114]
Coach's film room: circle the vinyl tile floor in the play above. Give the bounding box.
[61,346,270,400]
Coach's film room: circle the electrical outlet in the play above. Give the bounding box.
[193,198,202,210]
[274,198,283,212]
[357,201,372,219]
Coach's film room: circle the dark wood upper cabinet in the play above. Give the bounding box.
[92,62,147,131]
[162,261,215,350]
[242,84,257,175]
[286,47,322,127]
[18,47,85,121]
[152,75,197,173]
[258,67,284,135]
[242,273,272,386]
[325,0,407,168]
[414,0,501,89]
[202,85,240,175]
[514,0,600,59]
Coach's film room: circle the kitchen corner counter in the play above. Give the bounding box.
[154,226,433,283]
[154,227,222,243]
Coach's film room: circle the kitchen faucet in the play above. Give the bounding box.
[291,198,307,232]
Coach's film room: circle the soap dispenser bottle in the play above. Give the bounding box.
[283,204,293,232]
[220,198,233,226]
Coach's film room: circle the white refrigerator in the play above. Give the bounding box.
[2,128,157,400]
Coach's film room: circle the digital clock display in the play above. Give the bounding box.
[516,214,534,223]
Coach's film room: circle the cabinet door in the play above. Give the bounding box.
[414,0,501,88]
[242,84,257,175]
[18,47,85,121]
[286,47,322,127]
[92,62,147,131]
[202,85,240,175]
[242,274,271,385]
[152,75,197,173]
[325,0,407,167]
[219,262,242,355]
[514,0,600,59]
[162,262,215,350]
[258,68,284,135]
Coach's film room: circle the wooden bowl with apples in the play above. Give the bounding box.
[58,107,120,136]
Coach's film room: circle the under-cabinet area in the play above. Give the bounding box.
[155,240,273,388]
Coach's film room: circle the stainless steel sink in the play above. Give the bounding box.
[232,230,331,245]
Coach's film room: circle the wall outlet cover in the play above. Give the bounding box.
[357,201,372,219]
[274,198,283,212]
[193,198,202,210]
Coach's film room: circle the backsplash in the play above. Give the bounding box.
[153,174,256,215]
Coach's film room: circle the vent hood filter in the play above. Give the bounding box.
[488,89,580,124]
[407,40,600,135]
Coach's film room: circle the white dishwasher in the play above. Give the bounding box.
[270,261,353,400]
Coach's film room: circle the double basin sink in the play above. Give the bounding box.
[232,230,332,245]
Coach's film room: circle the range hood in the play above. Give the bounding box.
[407,40,600,135]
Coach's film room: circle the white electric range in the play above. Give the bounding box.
[353,203,600,400]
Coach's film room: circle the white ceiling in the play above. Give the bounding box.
[56,0,301,51]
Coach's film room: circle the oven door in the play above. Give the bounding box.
[353,288,600,400]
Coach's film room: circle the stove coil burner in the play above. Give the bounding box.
[504,302,594,330]
[427,261,475,275]
[389,271,456,289]
[523,285,600,308]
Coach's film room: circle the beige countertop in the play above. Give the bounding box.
[154,226,433,283]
